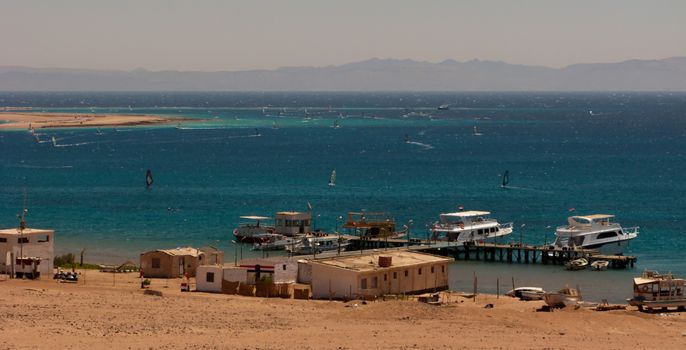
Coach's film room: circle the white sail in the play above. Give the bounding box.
[328,169,336,187]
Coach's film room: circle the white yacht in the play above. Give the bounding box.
[430,210,513,244]
[551,214,638,255]
[252,233,300,251]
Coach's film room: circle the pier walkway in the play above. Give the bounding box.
[344,236,636,269]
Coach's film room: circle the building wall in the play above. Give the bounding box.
[140,251,175,278]
[0,230,54,277]
[196,265,223,292]
[223,268,247,283]
[311,261,450,299]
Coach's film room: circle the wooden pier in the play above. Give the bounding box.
[346,236,637,269]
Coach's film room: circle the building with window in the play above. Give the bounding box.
[196,257,299,293]
[139,246,223,278]
[0,227,54,278]
[308,251,452,299]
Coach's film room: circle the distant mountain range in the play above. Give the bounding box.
[1,57,686,91]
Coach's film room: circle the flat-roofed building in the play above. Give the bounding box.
[308,250,452,299]
[0,227,54,278]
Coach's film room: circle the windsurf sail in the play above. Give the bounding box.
[502,170,510,188]
[146,169,154,188]
[328,169,336,187]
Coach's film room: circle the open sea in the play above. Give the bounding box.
[1,91,685,303]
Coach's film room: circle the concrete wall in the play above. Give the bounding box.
[196,265,223,292]
[223,268,247,283]
[0,230,54,277]
[311,262,450,299]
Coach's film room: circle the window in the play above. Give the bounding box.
[206,272,215,283]
[384,274,387,281]
[37,235,50,242]
[18,237,29,244]
[282,264,287,270]
[404,270,408,277]
[152,258,161,269]
[431,266,435,273]
[441,265,445,273]
[477,229,483,235]
[371,276,378,289]
[418,268,422,275]
[393,272,397,279]
[0,237,6,243]
[361,278,368,289]
[597,231,619,240]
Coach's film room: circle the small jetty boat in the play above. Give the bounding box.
[627,270,686,312]
[286,235,349,255]
[472,126,483,136]
[590,260,609,271]
[437,104,450,110]
[505,287,546,301]
[544,287,581,308]
[251,233,299,251]
[233,216,274,243]
[564,257,588,271]
[430,210,512,244]
[551,214,638,255]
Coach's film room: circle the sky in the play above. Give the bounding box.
[1,0,685,71]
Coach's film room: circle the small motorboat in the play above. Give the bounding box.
[565,258,588,271]
[505,287,545,300]
[590,260,609,271]
[544,287,581,308]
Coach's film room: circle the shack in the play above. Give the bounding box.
[308,251,452,299]
[0,227,54,279]
[140,246,223,278]
[196,257,298,293]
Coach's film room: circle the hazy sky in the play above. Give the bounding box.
[1,0,684,71]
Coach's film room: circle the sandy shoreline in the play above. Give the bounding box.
[0,270,684,349]
[0,112,189,130]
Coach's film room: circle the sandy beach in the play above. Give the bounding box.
[0,271,684,349]
[0,112,186,130]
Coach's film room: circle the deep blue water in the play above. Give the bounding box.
[1,92,685,302]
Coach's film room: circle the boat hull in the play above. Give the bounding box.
[233,232,270,244]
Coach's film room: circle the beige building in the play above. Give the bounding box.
[275,212,311,236]
[140,246,223,278]
[309,251,452,299]
[196,257,299,293]
[0,227,54,278]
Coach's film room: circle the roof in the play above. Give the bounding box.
[573,214,614,221]
[239,215,271,220]
[0,227,53,235]
[276,211,308,216]
[310,251,453,272]
[441,211,490,217]
[142,247,202,257]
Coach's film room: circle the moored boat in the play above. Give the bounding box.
[252,233,300,251]
[551,214,638,255]
[233,216,274,243]
[286,235,349,255]
[564,258,588,271]
[430,210,512,244]
[590,260,609,271]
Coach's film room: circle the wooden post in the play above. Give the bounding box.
[496,278,500,299]
[473,272,477,302]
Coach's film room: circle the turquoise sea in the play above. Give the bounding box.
[1,92,685,302]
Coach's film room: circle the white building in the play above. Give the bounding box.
[196,258,299,293]
[0,227,54,278]
[308,251,452,299]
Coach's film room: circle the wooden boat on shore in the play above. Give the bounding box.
[544,287,580,308]
[505,287,545,300]
[627,270,686,312]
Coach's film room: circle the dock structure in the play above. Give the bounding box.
[345,236,636,269]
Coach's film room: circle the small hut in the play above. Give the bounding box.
[140,246,223,278]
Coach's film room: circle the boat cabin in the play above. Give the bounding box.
[342,211,396,238]
[275,212,311,236]
[567,214,616,229]
[438,211,492,225]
